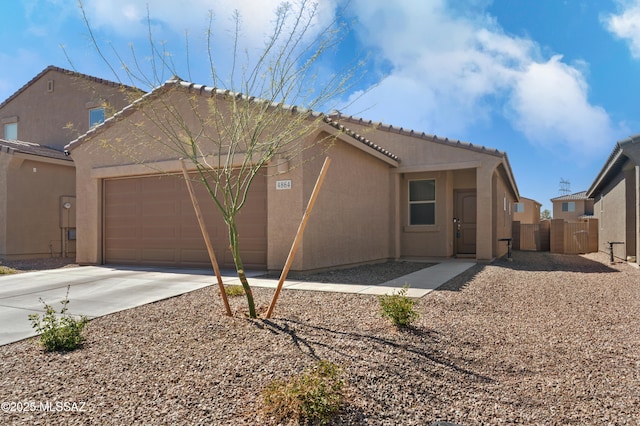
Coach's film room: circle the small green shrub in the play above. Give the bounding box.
[378,284,419,327]
[263,360,345,425]
[28,286,88,352]
[223,285,245,297]
[0,265,17,275]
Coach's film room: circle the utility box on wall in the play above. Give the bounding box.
[60,195,76,257]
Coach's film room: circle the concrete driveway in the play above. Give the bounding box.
[0,260,474,346]
[0,265,242,346]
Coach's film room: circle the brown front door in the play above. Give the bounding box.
[454,190,477,255]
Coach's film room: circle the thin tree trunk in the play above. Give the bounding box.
[228,218,257,318]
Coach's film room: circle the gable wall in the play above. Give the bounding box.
[0,69,133,149]
[513,198,540,224]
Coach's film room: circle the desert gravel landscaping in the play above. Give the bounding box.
[1,251,639,425]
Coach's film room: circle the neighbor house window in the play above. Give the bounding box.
[89,107,105,127]
[4,122,17,140]
[409,179,435,225]
[514,202,524,213]
[562,201,575,212]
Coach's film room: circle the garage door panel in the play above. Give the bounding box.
[105,248,139,263]
[141,176,178,192]
[106,178,139,194]
[180,249,210,264]
[141,248,177,262]
[104,173,267,269]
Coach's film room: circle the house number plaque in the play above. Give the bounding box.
[276,180,292,190]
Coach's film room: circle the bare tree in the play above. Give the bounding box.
[73,0,363,318]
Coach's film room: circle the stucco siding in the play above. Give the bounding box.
[0,69,133,150]
[513,198,541,224]
[4,158,75,258]
[594,172,627,259]
[493,168,515,258]
[0,155,9,255]
[298,139,392,271]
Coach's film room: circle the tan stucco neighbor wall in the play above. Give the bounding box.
[0,68,134,151]
[552,198,594,222]
[1,155,75,259]
[513,197,541,224]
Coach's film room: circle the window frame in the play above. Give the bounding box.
[4,122,17,140]
[89,107,105,128]
[562,201,575,212]
[408,178,436,226]
[514,202,524,213]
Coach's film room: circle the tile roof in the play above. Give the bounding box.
[0,139,71,161]
[328,112,507,158]
[0,65,140,109]
[551,191,591,201]
[66,78,401,162]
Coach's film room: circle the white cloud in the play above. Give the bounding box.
[603,1,640,58]
[78,0,338,88]
[342,0,617,157]
[508,55,612,152]
[82,0,336,48]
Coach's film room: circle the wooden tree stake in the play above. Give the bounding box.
[180,159,233,316]
[266,157,331,318]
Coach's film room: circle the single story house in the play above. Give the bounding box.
[0,66,136,260]
[587,134,640,263]
[65,78,519,272]
[550,191,594,222]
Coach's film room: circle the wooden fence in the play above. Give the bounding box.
[512,219,597,254]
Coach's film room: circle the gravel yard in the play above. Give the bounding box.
[1,251,639,425]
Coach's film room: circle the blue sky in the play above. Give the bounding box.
[2,1,640,212]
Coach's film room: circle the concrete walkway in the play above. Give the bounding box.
[0,259,474,346]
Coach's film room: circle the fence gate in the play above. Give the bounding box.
[516,221,550,251]
[564,222,590,254]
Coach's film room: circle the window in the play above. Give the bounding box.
[89,107,105,127]
[514,202,524,213]
[562,201,575,212]
[409,179,435,225]
[4,122,17,140]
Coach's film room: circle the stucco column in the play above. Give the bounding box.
[476,165,494,261]
[392,172,401,260]
[0,155,10,256]
[74,159,102,265]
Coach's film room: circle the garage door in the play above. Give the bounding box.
[103,172,267,269]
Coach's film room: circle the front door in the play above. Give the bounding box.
[454,190,477,255]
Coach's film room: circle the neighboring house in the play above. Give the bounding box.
[65,79,519,272]
[513,197,542,224]
[550,191,594,222]
[0,66,137,260]
[587,134,640,264]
